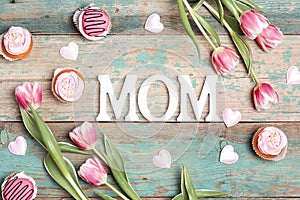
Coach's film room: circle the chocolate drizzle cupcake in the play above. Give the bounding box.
[1,172,37,200]
[73,4,111,40]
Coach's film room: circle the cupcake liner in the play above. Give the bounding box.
[252,127,288,161]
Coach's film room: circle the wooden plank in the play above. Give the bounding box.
[0,0,299,34]
[0,122,299,198]
[0,35,299,121]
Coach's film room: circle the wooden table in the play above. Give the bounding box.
[0,0,300,199]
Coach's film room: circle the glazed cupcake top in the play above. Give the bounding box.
[52,68,85,102]
[257,127,287,155]
[1,172,37,200]
[74,4,111,40]
[2,26,32,55]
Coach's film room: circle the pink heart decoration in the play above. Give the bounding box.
[60,42,79,60]
[222,108,241,128]
[145,14,164,33]
[287,66,300,84]
[220,145,239,164]
[8,136,27,156]
[152,149,171,168]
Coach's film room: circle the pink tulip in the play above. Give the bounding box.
[240,10,269,40]
[253,83,279,111]
[255,24,283,51]
[69,122,98,150]
[211,46,239,75]
[78,157,107,186]
[15,82,42,110]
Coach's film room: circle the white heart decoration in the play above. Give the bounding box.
[60,42,79,60]
[220,145,239,164]
[145,13,164,33]
[222,108,241,128]
[152,149,171,168]
[8,136,27,156]
[287,66,300,84]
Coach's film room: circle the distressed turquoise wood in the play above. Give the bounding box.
[0,0,300,199]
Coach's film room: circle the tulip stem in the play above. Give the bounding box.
[92,148,108,165]
[183,0,217,50]
[249,66,260,84]
[105,182,130,200]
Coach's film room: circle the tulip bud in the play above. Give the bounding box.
[69,122,98,150]
[255,24,283,51]
[240,10,269,40]
[211,46,239,75]
[78,157,107,186]
[15,82,42,110]
[253,83,279,111]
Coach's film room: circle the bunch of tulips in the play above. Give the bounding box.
[178,0,281,111]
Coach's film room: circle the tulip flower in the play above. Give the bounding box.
[78,157,107,186]
[15,82,42,110]
[255,24,283,51]
[69,122,98,151]
[253,83,279,111]
[79,157,130,200]
[211,46,239,75]
[240,10,269,40]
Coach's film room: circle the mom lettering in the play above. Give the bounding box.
[96,75,219,122]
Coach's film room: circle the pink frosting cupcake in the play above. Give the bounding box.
[1,172,37,200]
[0,26,33,61]
[252,127,288,161]
[73,4,111,40]
[52,68,85,102]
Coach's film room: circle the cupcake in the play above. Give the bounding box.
[252,126,288,161]
[0,26,33,61]
[52,68,85,102]
[1,172,37,200]
[73,4,111,40]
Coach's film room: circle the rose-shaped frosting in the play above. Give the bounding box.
[54,70,84,102]
[3,26,32,55]
[257,127,287,155]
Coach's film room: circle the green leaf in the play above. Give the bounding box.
[224,15,243,34]
[236,0,264,11]
[20,107,46,149]
[230,32,252,71]
[193,12,221,46]
[178,0,201,57]
[215,0,224,25]
[104,136,141,200]
[44,154,83,200]
[182,165,198,200]
[58,142,90,155]
[235,1,251,12]
[192,0,205,10]
[172,189,228,200]
[30,107,89,200]
[95,191,117,200]
[221,0,240,20]
[181,165,189,200]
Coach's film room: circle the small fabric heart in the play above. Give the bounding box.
[8,136,27,156]
[145,13,164,33]
[287,66,300,84]
[60,42,79,60]
[152,149,171,168]
[220,145,239,164]
[222,108,241,128]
